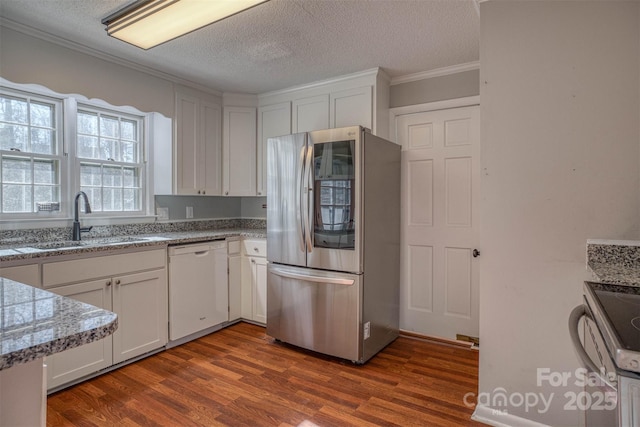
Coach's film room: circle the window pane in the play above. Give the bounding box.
[78,112,98,135]
[123,188,139,211]
[102,188,122,211]
[30,128,55,154]
[123,167,139,188]
[30,102,54,128]
[33,159,57,184]
[103,166,122,187]
[77,135,99,159]
[2,184,31,212]
[81,186,102,211]
[0,123,28,152]
[100,116,119,138]
[34,185,58,205]
[0,96,28,124]
[2,157,31,184]
[80,163,101,186]
[99,138,119,161]
[121,141,137,163]
[121,119,136,141]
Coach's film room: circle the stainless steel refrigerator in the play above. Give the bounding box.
[266,125,400,363]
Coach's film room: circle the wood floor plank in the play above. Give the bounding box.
[48,322,483,426]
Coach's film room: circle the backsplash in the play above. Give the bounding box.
[0,218,265,246]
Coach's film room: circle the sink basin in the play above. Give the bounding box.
[13,236,167,252]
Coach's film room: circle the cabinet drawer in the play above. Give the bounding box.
[43,249,166,288]
[242,239,266,257]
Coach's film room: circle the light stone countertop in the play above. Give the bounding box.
[0,228,266,263]
[587,239,640,287]
[0,277,118,370]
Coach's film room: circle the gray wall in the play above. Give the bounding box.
[389,69,479,108]
[154,196,266,220]
[478,1,639,425]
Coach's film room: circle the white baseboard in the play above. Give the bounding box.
[472,405,551,427]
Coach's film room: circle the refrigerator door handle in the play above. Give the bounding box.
[303,145,314,252]
[270,266,355,286]
[298,145,307,253]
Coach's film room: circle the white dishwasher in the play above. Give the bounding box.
[168,241,228,341]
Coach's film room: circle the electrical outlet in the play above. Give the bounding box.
[186,206,193,219]
[156,207,169,221]
[364,321,371,340]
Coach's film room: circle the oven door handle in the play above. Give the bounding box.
[569,304,601,374]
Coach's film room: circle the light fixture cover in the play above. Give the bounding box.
[103,0,269,50]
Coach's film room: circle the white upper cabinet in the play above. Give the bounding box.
[330,86,373,129]
[175,88,222,195]
[257,102,291,196]
[223,106,257,196]
[292,95,329,133]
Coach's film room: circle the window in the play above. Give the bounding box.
[0,80,153,221]
[0,91,63,214]
[76,107,144,213]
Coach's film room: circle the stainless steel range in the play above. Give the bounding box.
[570,281,640,426]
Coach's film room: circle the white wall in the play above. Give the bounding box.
[478,1,640,425]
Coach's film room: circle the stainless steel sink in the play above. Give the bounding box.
[13,236,167,252]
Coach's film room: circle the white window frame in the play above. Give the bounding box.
[0,85,67,220]
[72,100,147,217]
[0,79,156,227]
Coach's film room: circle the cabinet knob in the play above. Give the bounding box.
[197,190,201,194]
[115,279,121,285]
[106,280,112,286]
[257,192,261,195]
[251,259,255,264]
[254,247,259,252]
[202,190,206,195]
[225,191,229,195]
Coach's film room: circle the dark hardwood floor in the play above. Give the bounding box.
[47,322,484,426]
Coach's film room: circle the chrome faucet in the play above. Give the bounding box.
[72,191,93,241]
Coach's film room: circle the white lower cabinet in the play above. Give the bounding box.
[240,239,267,324]
[228,239,242,321]
[46,279,113,389]
[43,249,167,391]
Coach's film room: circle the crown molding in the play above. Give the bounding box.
[0,17,223,97]
[390,61,480,86]
[258,67,383,99]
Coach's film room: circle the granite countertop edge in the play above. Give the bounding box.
[587,261,640,288]
[0,278,118,371]
[0,228,266,263]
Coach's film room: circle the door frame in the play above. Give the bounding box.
[389,95,481,342]
[389,96,480,143]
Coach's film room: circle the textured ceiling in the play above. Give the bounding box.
[0,0,480,94]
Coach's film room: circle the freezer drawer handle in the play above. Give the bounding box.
[270,267,355,286]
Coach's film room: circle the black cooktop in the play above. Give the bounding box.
[590,282,640,352]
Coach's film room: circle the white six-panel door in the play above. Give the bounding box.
[396,105,480,340]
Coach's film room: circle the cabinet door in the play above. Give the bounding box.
[240,256,253,320]
[228,254,242,321]
[0,264,40,287]
[257,102,291,196]
[251,257,268,324]
[175,92,200,195]
[293,95,329,133]
[112,269,167,364]
[46,279,113,390]
[223,107,257,196]
[330,86,372,130]
[200,101,222,195]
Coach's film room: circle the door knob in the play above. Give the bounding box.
[472,249,480,258]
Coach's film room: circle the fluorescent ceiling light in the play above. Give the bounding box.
[103,0,269,50]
